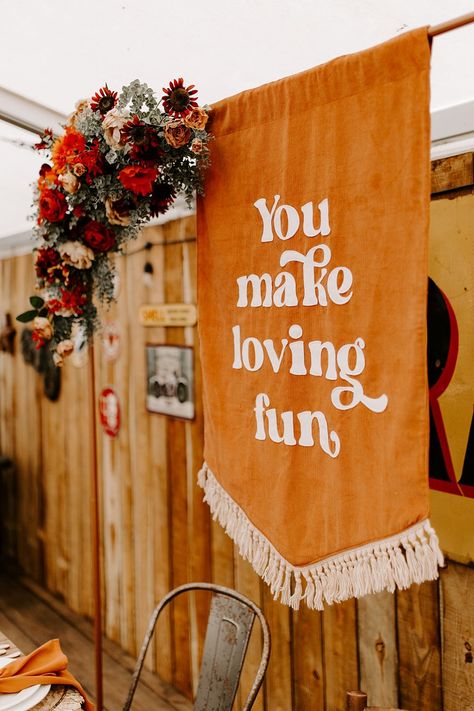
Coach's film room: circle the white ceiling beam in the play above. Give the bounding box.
[0,86,65,136]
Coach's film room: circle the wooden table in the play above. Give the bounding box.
[0,632,84,710]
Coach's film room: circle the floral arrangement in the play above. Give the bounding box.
[18,79,211,365]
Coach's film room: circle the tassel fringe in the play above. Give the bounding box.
[198,462,444,610]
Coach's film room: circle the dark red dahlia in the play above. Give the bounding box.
[122,116,164,162]
[34,247,61,283]
[82,220,116,252]
[162,78,198,118]
[91,85,118,115]
[149,182,177,216]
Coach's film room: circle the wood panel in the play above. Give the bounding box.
[441,562,474,711]
[431,152,474,195]
[358,592,398,708]
[292,605,324,710]
[323,599,359,710]
[396,581,442,710]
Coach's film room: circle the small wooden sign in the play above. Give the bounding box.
[139,303,197,327]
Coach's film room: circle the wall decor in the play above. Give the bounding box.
[102,321,121,362]
[17,78,210,363]
[139,303,197,327]
[20,328,61,401]
[146,344,194,420]
[98,387,120,437]
[197,29,443,610]
[0,314,16,354]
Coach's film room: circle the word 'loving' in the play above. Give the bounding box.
[231,195,388,458]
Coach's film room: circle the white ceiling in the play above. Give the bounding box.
[1,0,473,242]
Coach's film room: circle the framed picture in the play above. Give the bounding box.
[146,344,195,420]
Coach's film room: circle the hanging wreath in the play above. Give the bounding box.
[17,79,211,365]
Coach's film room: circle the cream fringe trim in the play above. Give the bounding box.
[198,462,444,610]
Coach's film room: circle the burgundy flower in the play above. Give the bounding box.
[162,78,198,118]
[150,182,177,216]
[82,220,116,252]
[91,85,118,115]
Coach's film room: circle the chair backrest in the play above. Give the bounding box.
[123,582,271,711]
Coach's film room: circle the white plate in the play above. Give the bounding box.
[0,657,51,711]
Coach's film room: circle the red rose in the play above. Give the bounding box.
[38,189,67,223]
[82,220,116,252]
[118,165,158,196]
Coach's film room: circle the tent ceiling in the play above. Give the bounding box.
[1,0,473,242]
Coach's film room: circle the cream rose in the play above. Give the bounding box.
[105,197,131,226]
[68,98,90,126]
[33,316,53,341]
[58,241,95,270]
[57,339,74,356]
[58,171,79,194]
[102,108,129,149]
[184,107,208,131]
[163,120,191,148]
[54,339,74,366]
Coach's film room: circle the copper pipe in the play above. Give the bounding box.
[89,343,103,711]
[428,11,474,38]
[346,690,368,711]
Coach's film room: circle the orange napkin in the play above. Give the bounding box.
[0,639,94,710]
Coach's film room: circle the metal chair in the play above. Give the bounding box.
[123,582,271,711]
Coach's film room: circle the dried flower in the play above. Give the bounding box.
[163,120,191,148]
[184,107,208,130]
[105,196,133,226]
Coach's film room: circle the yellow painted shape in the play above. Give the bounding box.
[429,193,474,563]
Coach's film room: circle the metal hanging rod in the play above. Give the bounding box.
[428,11,474,38]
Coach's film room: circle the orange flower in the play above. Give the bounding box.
[118,166,158,196]
[52,126,86,174]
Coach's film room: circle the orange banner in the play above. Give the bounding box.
[197,28,443,609]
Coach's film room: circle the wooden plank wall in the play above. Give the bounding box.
[0,210,473,711]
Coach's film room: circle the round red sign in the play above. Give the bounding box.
[98,387,120,437]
